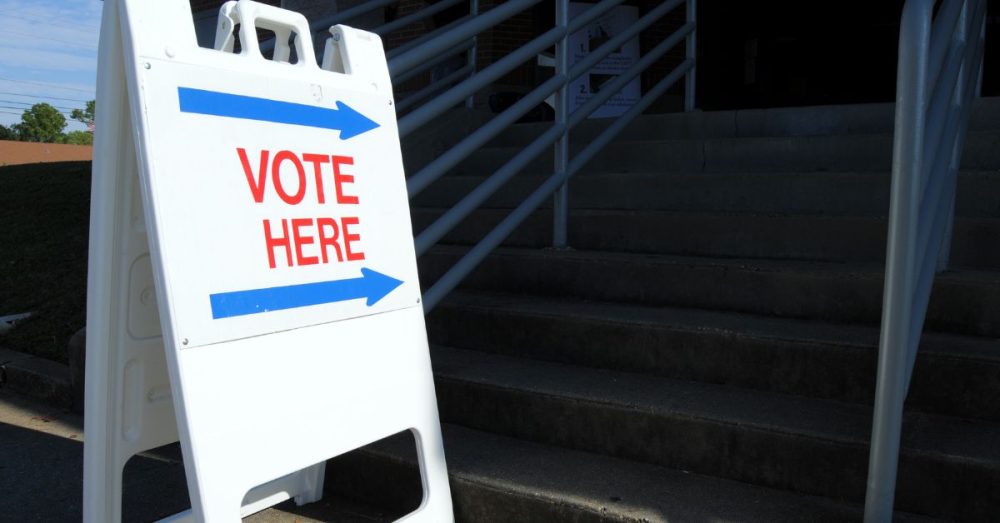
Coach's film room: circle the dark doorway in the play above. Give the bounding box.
[696,0,998,110]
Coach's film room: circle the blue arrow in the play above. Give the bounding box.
[209,268,403,319]
[177,87,379,139]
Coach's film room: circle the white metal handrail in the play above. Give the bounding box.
[297,0,697,310]
[370,0,698,310]
[864,0,986,520]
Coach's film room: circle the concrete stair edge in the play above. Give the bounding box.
[427,289,1000,421]
[429,346,1000,521]
[419,245,1000,338]
[326,424,944,523]
[484,96,1000,146]
[411,170,1000,218]
[410,207,1000,269]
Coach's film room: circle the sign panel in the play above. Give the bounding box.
[83,1,453,521]
[142,63,419,348]
[568,2,641,118]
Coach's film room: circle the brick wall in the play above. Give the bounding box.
[190,0,690,112]
[385,0,434,48]
[636,0,688,108]
[190,0,279,12]
[383,0,438,95]
[474,0,544,96]
[470,1,688,111]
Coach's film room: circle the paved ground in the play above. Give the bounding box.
[0,389,384,522]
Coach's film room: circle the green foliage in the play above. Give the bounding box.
[60,130,94,146]
[14,103,67,143]
[0,125,15,140]
[71,100,95,127]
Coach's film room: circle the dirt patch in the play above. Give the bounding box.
[0,140,92,167]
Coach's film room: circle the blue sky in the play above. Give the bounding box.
[0,0,103,132]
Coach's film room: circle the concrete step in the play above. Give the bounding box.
[245,496,397,522]
[451,130,1000,175]
[427,291,1000,422]
[485,97,1000,146]
[411,171,1000,218]
[326,424,940,523]
[427,346,1000,521]
[411,208,1000,269]
[400,107,493,174]
[418,246,1000,337]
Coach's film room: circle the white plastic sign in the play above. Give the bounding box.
[83,1,453,521]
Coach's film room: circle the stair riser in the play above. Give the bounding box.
[488,105,897,146]
[325,451,422,519]
[487,99,1000,146]
[412,173,1000,218]
[434,378,998,521]
[412,209,1000,269]
[418,251,1000,337]
[427,305,1000,421]
[452,132,1000,175]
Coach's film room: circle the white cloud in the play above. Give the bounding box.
[0,47,98,72]
[0,2,101,42]
[0,1,101,71]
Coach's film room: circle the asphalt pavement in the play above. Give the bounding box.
[0,389,385,522]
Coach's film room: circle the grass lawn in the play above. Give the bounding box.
[0,161,91,363]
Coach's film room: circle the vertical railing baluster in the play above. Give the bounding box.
[400,0,699,305]
[553,0,570,248]
[685,0,697,111]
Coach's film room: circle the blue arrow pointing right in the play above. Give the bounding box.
[177,87,379,139]
[209,268,404,319]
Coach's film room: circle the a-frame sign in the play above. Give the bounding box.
[83,1,453,520]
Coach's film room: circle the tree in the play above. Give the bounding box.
[60,130,93,146]
[14,103,66,143]
[0,125,15,141]
[71,100,95,128]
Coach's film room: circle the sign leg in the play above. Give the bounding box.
[293,462,326,505]
[84,1,127,521]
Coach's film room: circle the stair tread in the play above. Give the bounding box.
[430,345,1000,466]
[414,171,1000,218]
[475,129,1000,148]
[432,169,1000,178]
[486,97,1000,143]
[430,244,1000,282]
[361,424,939,522]
[414,206,1000,222]
[245,496,393,523]
[453,131,997,175]
[439,289,1000,363]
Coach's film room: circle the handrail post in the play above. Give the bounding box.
[864,1,933,522]
[552,0,570,248]
[466,0,479,108]
[684,0,696,111]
